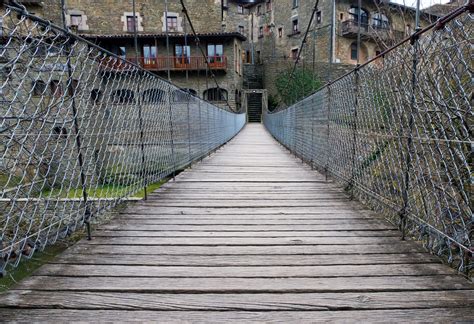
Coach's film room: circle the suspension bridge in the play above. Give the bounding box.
[0,3,473,322]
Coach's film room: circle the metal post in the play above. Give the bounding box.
[350,68,359,200]
[399,0,421,241]
[132,0,148,200]
[61,0,92,240]
[325,85,331,182]
[168,89,176,181]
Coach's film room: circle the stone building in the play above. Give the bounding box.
[240,0,436,100]
[2,0,249,112]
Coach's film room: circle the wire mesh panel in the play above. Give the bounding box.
[264,6,472,274]
[0,7,245,275]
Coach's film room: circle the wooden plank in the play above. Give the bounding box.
[92,230,400,238]
[106,218,389,225]
[66,243,427,255]
[4,309,472,322]
[1,290,472,311]
[79,236,405,246]
[33,264,456,278]
[96,224,396,231]
[51,253,440,266]
[12,275,472,292]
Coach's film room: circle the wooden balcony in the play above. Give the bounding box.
[134,56,227,72]
[99,56,227,72]
[340,20,405,43]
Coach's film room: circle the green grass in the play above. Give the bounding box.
[40,179,168,199]
[0,240,77,292]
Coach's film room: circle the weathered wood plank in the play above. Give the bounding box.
[51,253,440,266]
[11,275,472,292]
[1,291,473,311]
[92,230,400,238]
[33,263,456,278]
[96,223,396,231]
[66,243,428,255]
[1,308,473,322]
[79,236,405,245]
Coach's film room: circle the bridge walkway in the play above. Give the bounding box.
[1,124,473,322]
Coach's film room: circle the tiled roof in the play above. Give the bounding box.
[80,32,247,41]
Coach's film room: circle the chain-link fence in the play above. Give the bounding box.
[0,7,245,275]
[264,5,472,274]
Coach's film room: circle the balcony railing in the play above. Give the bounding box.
[100,56,227,72]
[341,20,405,42]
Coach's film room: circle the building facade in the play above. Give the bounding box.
[2,0,248,111]
[239,0,436,99]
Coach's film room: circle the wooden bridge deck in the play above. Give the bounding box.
[1,124,473,322]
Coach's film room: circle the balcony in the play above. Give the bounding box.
[340,20,405,42]
[99,56,227,73]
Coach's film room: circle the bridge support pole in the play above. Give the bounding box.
[325,85,332,182]
[61,1,92,240]
[168,87,176,181]
[349,67,359,200]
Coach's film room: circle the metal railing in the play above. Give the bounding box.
[264,5,472,274]
[0,7,245,275]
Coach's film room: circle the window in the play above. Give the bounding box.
[175,44,190,64]
[278,27,283,38]
[256,51,261,64]
[182,88,197,96]
[291,48,298,60]
[167,16,178,31]
[316,11,322,24]
[111,89,135,104]
[126,16,137,32]
[292,19,299,33]
[238,25,245,35]
[53,126,68,139]
[90,89,102,103]
[0,17,3,37]
[50,80,63,97]
[32,80,46,96]
[350,42,358,60]
[111,46,126,60]
[340,13,344,20]
[207,44,223,63]
[68,79,79,96]
[348,7,369,25]
[258,26,264,38]
[143,45,157,65]
[292,0,299,8]
[70,14,82,27]
[203,88,227,102]
[173,89,193,102]
[237,4,244,14]
[143,89,165,103]
[257,5,262,15]
[266,0,272,12]
[372,13,390,29]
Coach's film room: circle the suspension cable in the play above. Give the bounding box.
[179,0,234,112]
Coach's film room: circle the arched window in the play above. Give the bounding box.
[372,13,390,29]
[182,88,197,96]
[111,89,135,104]
[143,88,165,103]
[203,87,228,102]
[348,6,368,25]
